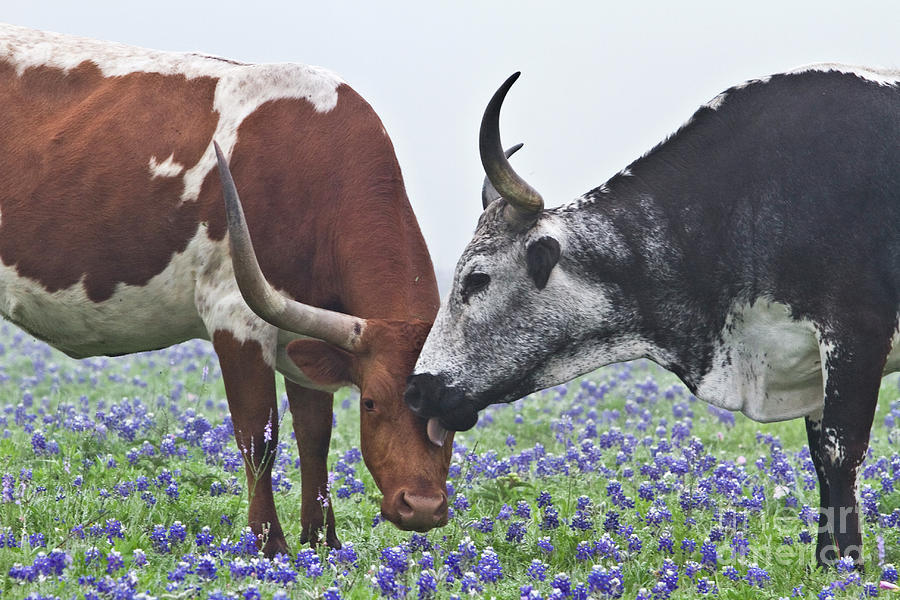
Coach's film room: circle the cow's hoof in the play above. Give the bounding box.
[326,533,342,550]
[262,537,291,558]
[300,529,342,550]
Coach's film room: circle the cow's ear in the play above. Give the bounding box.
[526,236,561,289]
[286,339,356,387]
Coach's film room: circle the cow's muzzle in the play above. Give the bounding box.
[404,373,479,440]
[382,489,448,532]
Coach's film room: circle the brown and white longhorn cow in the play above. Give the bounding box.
[0,23,451,555]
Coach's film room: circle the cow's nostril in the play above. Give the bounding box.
[396,491,448,531]
[404,378,424,414]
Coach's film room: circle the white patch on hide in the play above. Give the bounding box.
[789,63,900,87]
[695,299,824,422]
[148,154,184,179]
[822,426,846,467]
[704,92,728,110]
[0,228,210,358]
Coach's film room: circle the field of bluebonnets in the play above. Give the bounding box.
[1,322,900,600]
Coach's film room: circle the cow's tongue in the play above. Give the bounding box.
[426,418,449,447]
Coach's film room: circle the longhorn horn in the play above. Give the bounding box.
[481,143,524,209]
[479,72,544,216]
[213,141,366,352]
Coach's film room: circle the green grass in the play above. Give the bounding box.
[0,327,898,598]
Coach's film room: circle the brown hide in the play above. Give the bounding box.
[0,56,438,322]
[202,91,440,322]
[0,60,217,302]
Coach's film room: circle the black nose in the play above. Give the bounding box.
[405,372,461,417]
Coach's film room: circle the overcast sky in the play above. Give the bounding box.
[7,2,900,284]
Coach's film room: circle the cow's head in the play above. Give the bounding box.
[406,73,631,444]
[214,144,452,532]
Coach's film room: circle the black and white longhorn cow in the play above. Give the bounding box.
[405,66,900,567]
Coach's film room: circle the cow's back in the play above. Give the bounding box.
[0,24,435,358]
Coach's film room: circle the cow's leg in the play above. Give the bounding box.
[805,411,837,566]
[213,330,287,557]
[818,337,886,568]
[285,380,340,548]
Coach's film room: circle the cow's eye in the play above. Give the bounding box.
[363,398,375,411]
[461,272,490,304]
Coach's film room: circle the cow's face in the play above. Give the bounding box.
[406,200,585,434]
[405,72,638,441]
[286,319,453,531]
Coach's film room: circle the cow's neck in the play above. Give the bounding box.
[560,166,746,393]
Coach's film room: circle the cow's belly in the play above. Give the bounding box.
[695,300,824,423]
[0,235,209,358]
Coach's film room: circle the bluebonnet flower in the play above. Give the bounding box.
[460,571,483,595]
[132,549,147,567]
[745,564,770,588]
[537,491,553,508]
[417,570,437,599]
[506,521,527,543]
[472,516,494,533]
[575,541,594,560]
[444,551,464,581]
[699,541,717,570]
[373,565,406,598]
[168,521,187,545]
[537,537,554,554]
[730,532,749,557]
[106,550,124,574]
[603,511,620,532]
[296,548,323,578]
[323,587,343,600]
[541,506,561,530]
[329,542,359,568]
[527,559,549,581]
[570,510,592,531]
[882,564,899,583]
[417,551,434,570]
[476,547,502,583]
[195,554,217,580]
[381,545,410,574]
[150,525,169,553]
[551,572,572,597]
[515,500,532,519]
[195,526,214,547]
[31,429,46,453]
[696,577,717,595]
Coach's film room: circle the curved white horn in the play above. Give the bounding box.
[214,141,366,352]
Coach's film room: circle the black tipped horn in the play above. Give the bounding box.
[481,143,524,209]
[479,73,544,216]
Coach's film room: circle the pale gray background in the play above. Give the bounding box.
[6,2,900,290]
